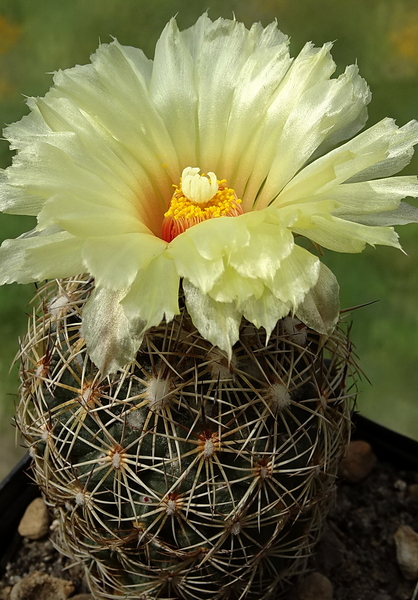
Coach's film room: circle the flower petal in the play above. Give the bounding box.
[183,278,241,358]
[82,234,167,290]
[81,286,145,376]
[240,288,290,337]
[0,230,84,284]
[256,64,372,207]
[228,220,294,279]
[181,16,290,178]
[343,201,418,226]
[219,27,291,189]
[38,193,150,237]
[150,18,198,169]
[168,233,224,294]
[241,41,338,207]
[347,119,418,182]
[121,253,180,329]
[0,171,44,216]
[54,40,179,191]
[186,16,257,172]
[267,244,321,307]
[293,215,401,252]
[330,176,418,217]
[208,264,264,304]
[276,119,406,206]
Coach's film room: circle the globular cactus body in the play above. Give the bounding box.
[16,276,357,599]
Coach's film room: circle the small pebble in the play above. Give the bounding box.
[407,484,418,500]
[394,525,418,580]
[295,572,333,600]
[0,587,12,600]
[394,479,407,492]
[314,525,345,571]
[17,498,49,540]
[338,440,376,483]
[10,571,74,600]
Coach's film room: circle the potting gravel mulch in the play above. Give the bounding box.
[0,444,417,600]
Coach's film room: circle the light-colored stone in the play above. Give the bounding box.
[10,572,74,600]
[295,572,333,600]
[17,498,49,540]
[338,440,376,483]
[0,586,12,599]
[394,525,418,580]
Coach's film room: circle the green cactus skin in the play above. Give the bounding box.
[16,276,357,600]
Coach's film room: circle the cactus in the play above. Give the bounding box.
[17,275,357,599]
[2,12,418,600]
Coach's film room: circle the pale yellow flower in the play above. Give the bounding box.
[1,14,418,374]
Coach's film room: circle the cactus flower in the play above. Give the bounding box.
[1,14,418,373]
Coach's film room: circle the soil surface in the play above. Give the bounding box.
[1,447,417,600]
[307,458,418,600]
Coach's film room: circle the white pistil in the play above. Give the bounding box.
[181,167,218,204]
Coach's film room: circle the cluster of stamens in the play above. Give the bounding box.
[161,167,243,242]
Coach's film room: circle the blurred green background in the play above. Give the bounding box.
[0,0,417,477]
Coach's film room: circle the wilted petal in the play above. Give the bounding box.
[296,263,340,334]
[183,278,241,358]
[81,286,145,376]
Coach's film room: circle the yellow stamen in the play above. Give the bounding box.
[162,167,243,242]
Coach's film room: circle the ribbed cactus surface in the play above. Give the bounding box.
[16,276,357,600]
